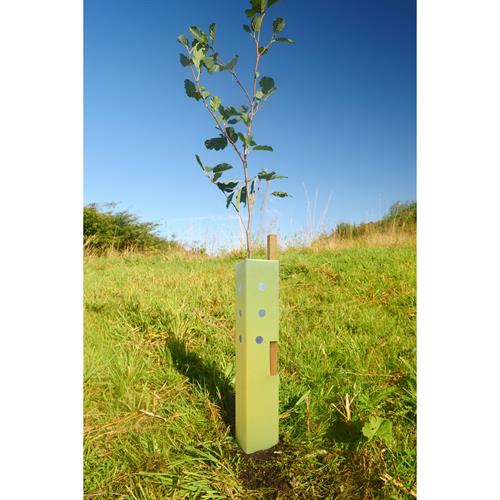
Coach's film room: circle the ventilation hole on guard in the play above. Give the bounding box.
[258,282,266,291]
[258,309,266,317]
[256,336,263,344]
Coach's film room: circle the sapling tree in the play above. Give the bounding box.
[178,0,293,258]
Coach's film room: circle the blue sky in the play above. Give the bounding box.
[84,0,415,251]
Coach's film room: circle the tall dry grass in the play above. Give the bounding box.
[311,227,416,251]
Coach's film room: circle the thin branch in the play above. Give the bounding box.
[187,50,249,249]
[216,55,253,106]
[207,39,253,106]
[229,68,253,106]
[253,39,275,116]
[188,60,246,166]
[241,14,267,257]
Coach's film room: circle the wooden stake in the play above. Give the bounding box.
[270,341,278,376]
[267,234,278,260]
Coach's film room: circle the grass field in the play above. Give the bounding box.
[84,245,416,499]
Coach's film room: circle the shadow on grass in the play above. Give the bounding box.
[166,337,235,435]
[326,419,363,447]
[325,419,387,495]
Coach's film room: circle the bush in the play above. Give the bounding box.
[321,201,416,241]
[84,203,178,253]
[382,201,416,225]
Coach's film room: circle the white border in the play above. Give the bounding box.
[418,0,500,497]
[1,0,499,498]
[0,1,83,498]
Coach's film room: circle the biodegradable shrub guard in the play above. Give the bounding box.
[235,259,279,453]
[178,0,292,453]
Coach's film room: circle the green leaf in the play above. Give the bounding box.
[216,181,238,192]
[272,191,289,198]
[179,53,191,67]
[191,46,205,70]
[267,0,281,8]
[221,106,239,119]
[259,76,276,95]
[240,113,250,127]
[260,0,267,12]
[258,169,275,180]
[362,417,393,444]
[177,34,189,48]
[243,24,252,33]
[195,154,205,171]
[237,132,253,147]
[240,186,247,206]
[227,106,240,116]
[189,26,207,44]
[253,145,273,152]
[258,46,269,56]
[251,15,262,32]
[213,163,233,173]
[244,8,259,18]
[209,23,216,44]
[376,420,394,444]
[246,0,260,16]
[191,39,205,50]
[202,56,220,73]
[362,417,383,440]
[212,172,223,182]
[225,127,238,143]
[227,118,239,124]
[210,96,221,112]
[184,79,202,101]
[257,169,287,181]
[235,188,242,211]
[275,37,294,44]
[205,135,228,151]
[223,55,239,71]
[272,17,285,33]
[226,192,234,208]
